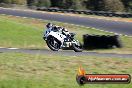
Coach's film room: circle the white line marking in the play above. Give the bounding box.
[22,17,27,18]
[7,48,19,50]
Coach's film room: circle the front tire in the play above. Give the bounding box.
[46,36,61,51]
[72,42,83,52]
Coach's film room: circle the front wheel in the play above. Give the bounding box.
[72,41,83,52]
[46,36,61,51]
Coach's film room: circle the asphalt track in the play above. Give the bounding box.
[0,8,132,36]
[0,48,132,58]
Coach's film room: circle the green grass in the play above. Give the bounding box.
[0,14,132,54]
[0,15,44,48]
[0,52,131,88]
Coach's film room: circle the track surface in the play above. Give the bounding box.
[0,48,132,58]
[0,8,132,36]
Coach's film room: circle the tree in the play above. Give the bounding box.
[50,0,63,7]
[11,0,27,5]
[84,0,104,11]
[121,0,132,12]
[71,0,86,10]
[27,0,38,6]
[1,0,130,12]
[36,0,51,7]
[62,0,85,10]
[103,0,125,12]
[27,0,51,7]
[0,0,12,4]
[0,0,2,2]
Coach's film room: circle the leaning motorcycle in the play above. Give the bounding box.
[43,28,83,52]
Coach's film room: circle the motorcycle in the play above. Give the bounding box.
[43,28,83,52]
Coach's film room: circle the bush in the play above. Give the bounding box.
[62,0,86,10]
[103,0,125,12]
[36,0,51,7]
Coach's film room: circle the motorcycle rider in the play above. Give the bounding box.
[45,23,70,39]
[44,23,83,52]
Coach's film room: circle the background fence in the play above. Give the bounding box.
[37,7,132,18]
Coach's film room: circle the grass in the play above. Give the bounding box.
[0,14,132,54]
[0,52,131,88]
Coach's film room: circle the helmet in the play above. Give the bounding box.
[46,23,53,29]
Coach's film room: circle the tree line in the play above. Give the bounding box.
[0,0,132,12]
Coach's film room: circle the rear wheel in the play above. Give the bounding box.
[46,36,61,51]
[72,41,83,52]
